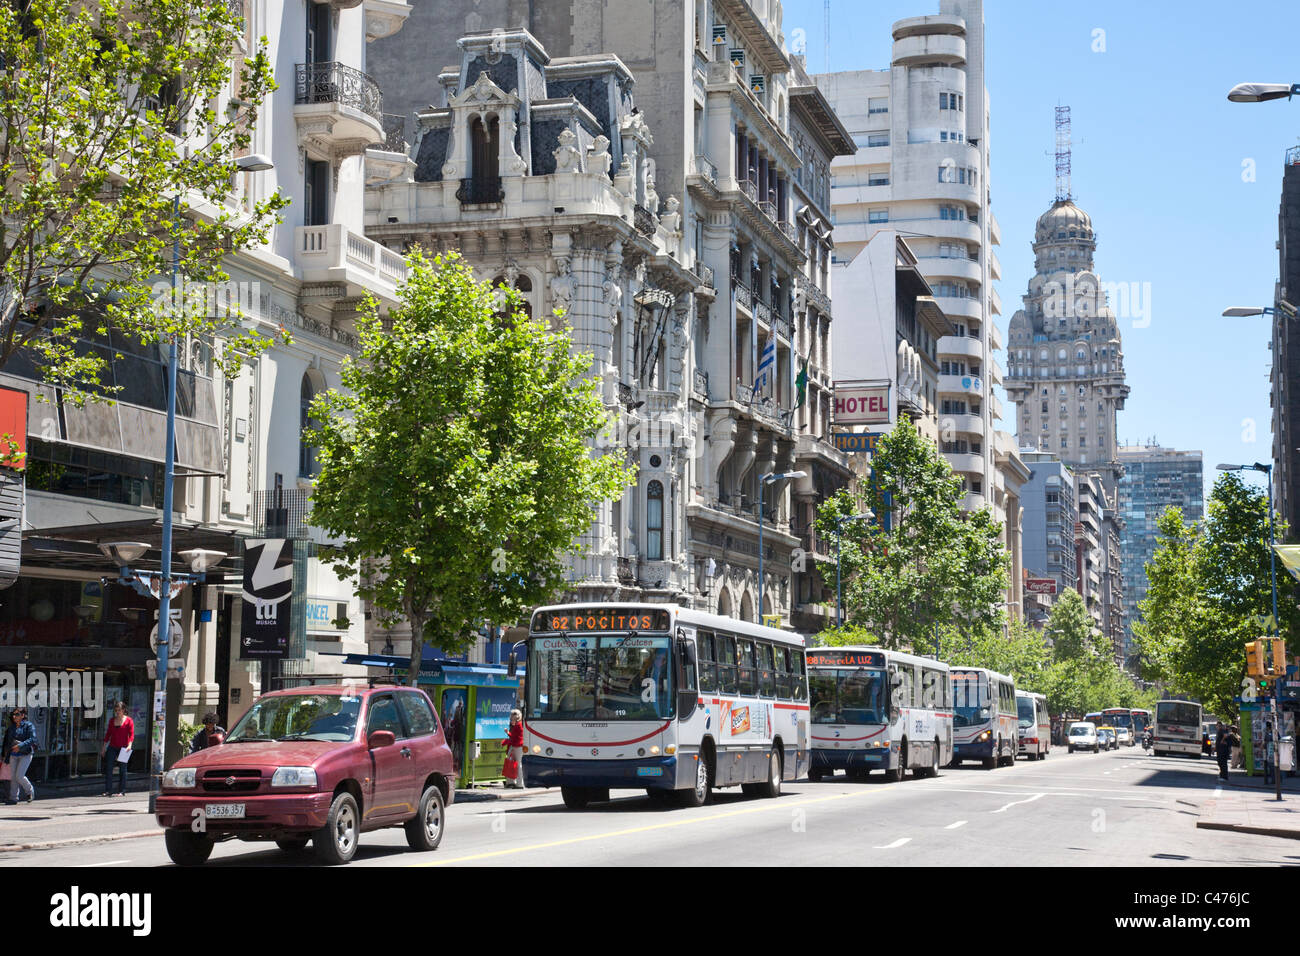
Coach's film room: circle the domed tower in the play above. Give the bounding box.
[1004,195,1129,494]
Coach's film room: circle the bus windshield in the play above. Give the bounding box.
[1103,711,1132,731]
[528,635,674,721]
[1017,698,1035,729]
[952,672,990,727]
[809,668,886,725]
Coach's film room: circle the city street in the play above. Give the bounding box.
[9,747,1295,867]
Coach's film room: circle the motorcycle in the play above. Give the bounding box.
[1141,732,1152,751]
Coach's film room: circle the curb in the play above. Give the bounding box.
[454,787,551,803]
[0,830,158,853]
[1196,821,1300,841]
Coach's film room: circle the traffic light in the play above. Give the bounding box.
[1246,640,1266,678]
[1267,639,1288,677]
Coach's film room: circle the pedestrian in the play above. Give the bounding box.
[8,707,37,804]
[1230,724,1245,770]
[502,708,525,789]
[101,700,134,797]
[190,712,226,753]
[1214,721,1237,782]
[0,711,12,802]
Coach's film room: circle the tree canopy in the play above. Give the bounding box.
[0,0,286,402]
[308,251,636,679]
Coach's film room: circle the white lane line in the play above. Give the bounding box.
[991,792,1046,814]
[874,837,911,849]
[945,820,968,830]
[76,860,132,867]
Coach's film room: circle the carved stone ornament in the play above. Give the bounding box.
[612,155,634,197]
[588,135,612,179]
[553,127,582,173]
[660,195,682,236]
[550,257,576,312]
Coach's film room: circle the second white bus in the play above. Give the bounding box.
[1016,690,1050,760]
[1153,699,1203,758]
[806,647,953,781]
[951,667,1018,768]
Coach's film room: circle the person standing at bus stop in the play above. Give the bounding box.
[502,709,525,789]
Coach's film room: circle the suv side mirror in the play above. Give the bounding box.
[367,730,396,749]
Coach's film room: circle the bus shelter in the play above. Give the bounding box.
[342,653,525,788]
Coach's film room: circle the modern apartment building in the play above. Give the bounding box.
[1272,147,1300,540]
[1116,444,1204,666]
[817,0,1011,522]
[1075,470,1125,661]
[0,1,412,778]
[368,5,855,632]
[1020,452,1078,602]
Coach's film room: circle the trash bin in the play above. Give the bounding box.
[1282,737,1295,777]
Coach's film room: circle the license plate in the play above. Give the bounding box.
[204,803,245,819]
[636,767,663,777]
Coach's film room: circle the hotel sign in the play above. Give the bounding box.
[832,432,885,454]
[833,384,891,425]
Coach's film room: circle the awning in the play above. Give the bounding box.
[1273,544,1300,582]
[338,653,525,687]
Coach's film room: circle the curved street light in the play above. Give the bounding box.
[1227,82,1300,103]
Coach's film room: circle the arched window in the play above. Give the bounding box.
[299,372,320,478]
[646,480,664,560]
[470,114,500,180]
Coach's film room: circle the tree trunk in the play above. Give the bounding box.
[406,611,426,687]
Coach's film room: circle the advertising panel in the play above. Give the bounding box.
[240,539,294,659]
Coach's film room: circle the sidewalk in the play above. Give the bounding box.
[1196,773,1300,840]
[0,781,552,854]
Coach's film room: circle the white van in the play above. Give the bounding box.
[1067,721,1099,754]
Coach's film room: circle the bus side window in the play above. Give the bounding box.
[791,649,807,700]
[758,643,776,698]
[718,635,738,695]
[738,640,757,696]
[774,647,791,700]
[698,631,717,692]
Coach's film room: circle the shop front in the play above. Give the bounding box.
[342,653,525,788]
[0,575,155,782]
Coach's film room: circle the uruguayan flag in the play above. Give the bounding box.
[754,335,775,392]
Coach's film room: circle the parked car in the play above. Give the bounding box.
[1097,727,1118,751]
[1067,721,1099,754]
[155,683,455,866]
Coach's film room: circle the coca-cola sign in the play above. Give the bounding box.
[1025,578,1057,595]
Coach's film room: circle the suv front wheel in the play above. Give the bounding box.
[405,784,445,852]
[315,792,360,865]
[164,829,214,866]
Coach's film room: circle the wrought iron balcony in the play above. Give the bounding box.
[692,154,718,184]
[294,61,383,121]
[694,261,715,289]
[380,112,408,152]
[740,179,758,201]
[633,204,656,237]
[456,177,504,205]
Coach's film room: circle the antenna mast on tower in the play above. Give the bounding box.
[1054,105,1072,202]
[824,0,830,72]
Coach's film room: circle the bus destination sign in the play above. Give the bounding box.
[806,650,884,668]
[530,607,672,634]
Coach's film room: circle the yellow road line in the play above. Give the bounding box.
[417,790,877,866]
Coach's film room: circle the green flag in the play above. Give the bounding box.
[795,357,809,409]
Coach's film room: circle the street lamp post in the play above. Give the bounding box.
[757,471,806,624]
[1218,461,1282,801]
[1227,82,1300,103]
[146,154,273,813]
[834,512,873,627]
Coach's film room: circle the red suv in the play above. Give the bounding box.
[155,683,455,865]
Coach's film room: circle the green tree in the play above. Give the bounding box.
[815,418,1008,648]
[308,252,636,679]
[1044,589,1094,663]
[936,617,1050,689]
[1134,473,1298,719]
[0,0,286,402]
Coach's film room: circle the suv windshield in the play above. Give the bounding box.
[227,693,362,743]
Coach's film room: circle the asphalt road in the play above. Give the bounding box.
[7,745,1296,867]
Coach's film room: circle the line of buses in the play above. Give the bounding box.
[521,602,1131,808]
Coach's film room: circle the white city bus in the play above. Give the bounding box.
[1016,690,1050,760]
[950,667,1018,768]
[806,646,953,781]
[1153,699,1203,758]
[523,604,809,808]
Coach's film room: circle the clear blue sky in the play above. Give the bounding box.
[784,0,1299,505]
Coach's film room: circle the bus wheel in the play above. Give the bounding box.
[884,742,906,782]
[756,749,782,798]
[926,739,941,778]
[678,757,710,808]
[982,751,997,770]
[561,787,590,809]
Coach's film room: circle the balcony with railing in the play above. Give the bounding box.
[694,261,715,291]
[294,61,385,144]
[634,204,657,238]
[456,177,504,205]
[690,154,718,186]
[296,223,407,303]
[379,112,408,153]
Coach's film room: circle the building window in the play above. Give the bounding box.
[299,373,319,478]
[305,159,329,226]
[647,480,664,561]
[867,132,889,147]
[868,97,888,115]
[868,173,889,186]
[868,209,889,223]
